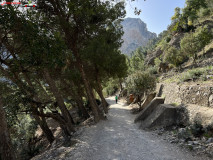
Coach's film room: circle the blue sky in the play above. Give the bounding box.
[125,0,186,35]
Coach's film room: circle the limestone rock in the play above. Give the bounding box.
[121,18,157,55]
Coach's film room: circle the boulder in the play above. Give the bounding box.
[140,104,182,129]
[134,97,165,123]
[145,48,163,66]
[168,33,184,48]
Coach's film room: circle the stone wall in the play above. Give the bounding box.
[156,83,213,108]
[156,82,213,126]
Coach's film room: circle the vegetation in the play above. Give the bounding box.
[180,26,212,62]
[125,71,156,105]
[164,46,185,67]
[125,46,157,106]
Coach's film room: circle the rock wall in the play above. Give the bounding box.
[121,18,157,55]
[156,82,213,126]
[156,83,213,108]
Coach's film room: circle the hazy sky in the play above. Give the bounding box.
[125,0,185,35]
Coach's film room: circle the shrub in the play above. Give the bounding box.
[180,32,200,62]
[164,46,185,67]
[125,71,156,95]
[179,68,208,82]
[147,66,158,75]
[154,57,161,68]
[181,27,212,62]
[198,8,211,17]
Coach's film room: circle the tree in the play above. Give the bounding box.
[194,26,213,54]
[36,0,126,122]
[181,27,212,62]
[164,46,185,67]
[125,71,156,107]
[180,32,200,62]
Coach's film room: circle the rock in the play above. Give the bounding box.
[177,128,192,140]
[121,18,157,55]
[193,141,199,145]
[139,104,179,129]
[209,95,213,107]
[170,139,179,144]
[168,33,184,48]
[134,97,165,123]
[206,138,213,144]
[145,48,163,66]
[188,141,194,145]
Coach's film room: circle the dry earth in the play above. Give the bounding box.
[32,97,211,160]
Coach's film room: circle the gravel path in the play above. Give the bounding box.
[33,97,210,160]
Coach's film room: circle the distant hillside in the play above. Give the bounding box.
[121,18,157,55]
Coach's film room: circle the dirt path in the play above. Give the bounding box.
[33,97,210,160]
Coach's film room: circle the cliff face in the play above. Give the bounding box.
[121,18,157,55]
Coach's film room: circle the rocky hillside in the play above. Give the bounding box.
[121,18,157,55]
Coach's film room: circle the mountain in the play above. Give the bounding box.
[120,18,157,55]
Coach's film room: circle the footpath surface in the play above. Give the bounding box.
[33,97,210,160]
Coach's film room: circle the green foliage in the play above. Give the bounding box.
[103,78,120,96]
[198,8,211,18]
[154,58,162,68]
[164,46,185,67]
[157,38,169,51]
[180,32,199,61]
[128,48,145,72]
[168,0,210,33]
[181,27,212,61]
[179,67,209,82]
[194,26,213,52]
[11,115,40,160]
[146,66,158,75]
[125,71,156,95]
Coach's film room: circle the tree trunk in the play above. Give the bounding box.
[43,69,75,133]
[33,109,55,144]
[95,84,108,114]
[61,80,90,119]
[0,96,16,160]
[33,114,54,144]
[119,78,123,91]
[37,111,72,141]
[94,68,108,114]
[76,97,90,119]
[77,64,104,122]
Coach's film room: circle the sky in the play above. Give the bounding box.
[125,0,186,35]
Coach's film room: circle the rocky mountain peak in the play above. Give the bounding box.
[121,18,157,55]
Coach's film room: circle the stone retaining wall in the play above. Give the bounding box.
[156,82,213,126]
[156,83,213,108]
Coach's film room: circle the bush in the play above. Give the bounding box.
[154,57,161,68]
[125,71,156,95]
[164,46,185,67]
[181,27,212,62]
[198,8,211,17]
[103,78,120,96]
[147,66,158,75]
[179,68,208,82]
[11,115,39,160]
[180,32,200,62]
